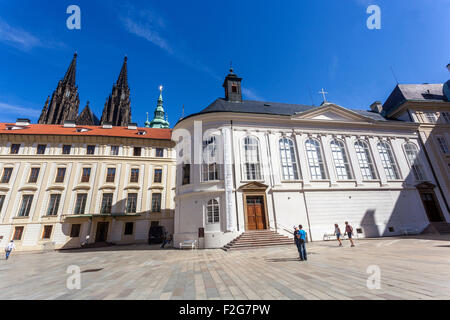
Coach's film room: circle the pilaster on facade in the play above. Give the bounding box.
[320,134,338,187]
[296,133,311,186]
[345,135,364,186]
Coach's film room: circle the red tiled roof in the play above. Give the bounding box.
[0,123,172,140]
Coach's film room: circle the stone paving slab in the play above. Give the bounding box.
[1,236,450,300]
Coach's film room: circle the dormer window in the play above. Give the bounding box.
[10,144,20,154]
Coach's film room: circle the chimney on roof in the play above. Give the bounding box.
[63,120,76,128]
[102,122,113,129]
[16,118,30,126]
[370,101,383,114]
[127,123,138,130]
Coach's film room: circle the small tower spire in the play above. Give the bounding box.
[223,65,242,102]
[148,85,170,129]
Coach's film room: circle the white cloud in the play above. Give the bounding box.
[242,88,264,101]
[0,19,42,50]
[0,102,41,118]
[120,4,220,81]
[121,16,173,54]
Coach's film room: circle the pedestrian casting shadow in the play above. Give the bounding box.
[57,243,176,254]
[266,258,301,262]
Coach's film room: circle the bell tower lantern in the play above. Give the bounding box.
[223,66,242,102]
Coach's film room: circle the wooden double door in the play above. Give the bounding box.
[246,196,267,230]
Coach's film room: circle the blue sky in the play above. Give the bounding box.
[0,0,449,126]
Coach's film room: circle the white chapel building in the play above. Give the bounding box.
[173,68,449,248]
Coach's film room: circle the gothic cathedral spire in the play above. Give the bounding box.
[38,53,80,124]
[100,57,132,126]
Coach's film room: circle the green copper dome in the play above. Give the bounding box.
[146,86,170,129]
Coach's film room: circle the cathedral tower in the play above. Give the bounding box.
[100,57,132,126]
[38,53,80,124]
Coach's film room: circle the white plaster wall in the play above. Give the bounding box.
[135,220,149,240]
[0,225,12,247]
[304,189,429,240]
[271,191,308,237]
[22,224,40,247]
[53,223,69,244]
[111,221,123,241]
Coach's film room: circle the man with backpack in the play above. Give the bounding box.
[296,225,307,261]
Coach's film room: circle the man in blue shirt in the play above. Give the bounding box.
[296,225,307,261]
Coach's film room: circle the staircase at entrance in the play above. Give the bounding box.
[223,230,294,251]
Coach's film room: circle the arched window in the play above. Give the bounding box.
[404,143,426,181]
[330,139,352,180]
[354,140,376,180]
[377,141,400,180]
[206,199,220,223]
[279,138,299,180]
[305,138,326,180]
[202,136,220,182]
[242,136,262,180]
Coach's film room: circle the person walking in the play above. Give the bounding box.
[161,234,172,248]
[293,226,302,259]
[296,225,307,261]
[5,240,15,260]
[344,221,355,247]
[334,224,343,247]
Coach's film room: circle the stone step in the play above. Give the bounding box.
[224,242,293,251]
[223,230,295,251]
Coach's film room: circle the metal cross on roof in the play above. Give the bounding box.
[318,88,328,102]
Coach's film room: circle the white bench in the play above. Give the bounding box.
[179,240,197,250]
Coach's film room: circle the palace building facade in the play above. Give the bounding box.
[173,68,450,248]
[0,120,175,251]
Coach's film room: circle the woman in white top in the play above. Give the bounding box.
[334,224,343,247]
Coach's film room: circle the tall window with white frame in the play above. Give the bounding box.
[0,194,5,213]
[202,135,220,182]
[18,194,33,217]
[441,112,450,124]
[436,136,449,154]
[377,141,401,180]
[46,194,61,216]
[74,193,87,214]
[330,139,353,180]
[354,140,377,180]
[424,112,437,124]
[279,137,299,180]
[151,193,162,212]
[404,142,427,181]
[126,193,138,213]
[242,136,262,181]
[206,199,220,224]
[305,138,326,180]
[100,193,113,214]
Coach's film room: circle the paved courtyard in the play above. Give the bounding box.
[1,236,450,300]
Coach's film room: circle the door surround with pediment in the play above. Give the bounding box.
[239,182,270,231]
